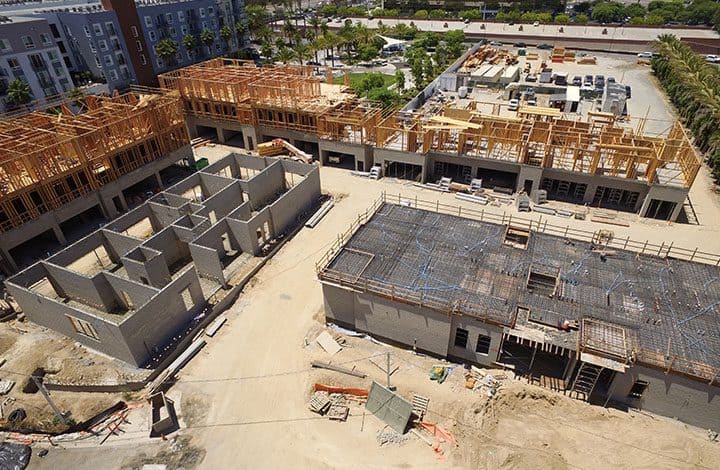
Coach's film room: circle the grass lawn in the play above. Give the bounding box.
[347,73,396,91]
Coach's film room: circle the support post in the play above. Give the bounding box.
[33,376,67,424]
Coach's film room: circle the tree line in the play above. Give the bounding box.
[652,35,720,181]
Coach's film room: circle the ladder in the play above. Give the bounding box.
[570,362,603,400]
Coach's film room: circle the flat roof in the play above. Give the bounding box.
[321,203,720,383]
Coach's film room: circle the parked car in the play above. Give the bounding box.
[537,43,553,50]
[580,83,595,92]
[572,76,582,86]
[508,98,519,111]
[533,21,540,27]
[706,54,720,63]
[584,74,593,85]
[595,75,605,85]
[607,77,616,84]
[625,85,632,98]
[490,41,503,46]
[527,98,537,106]
[637,51,653,58]
[513,42,527,48]
[307,60,321,66]
[525,73,538,82]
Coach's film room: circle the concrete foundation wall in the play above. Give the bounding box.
[610,365,720,431]
[119,267,206,366]
[5,280,137,364]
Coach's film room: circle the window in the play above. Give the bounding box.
[58,41,66,53]
[149,31,157,41]
[7,58,20,70]
[208,6,214,15]
[40,33,51,46]
[89,42,96,53]
[178,11,185,22]
[47,50,58,61]
[454,327,468,349]
[135,40,143,52]
[83,25,91,37]
[165,13,173,24]
[99,40,108,52]
[140,54,147,65]
[93,23,103,36]
[49,23,61,38]
[145,16,153,27]
[119,65,129,79]
[475,334,491,354]
[104,55,113,66]
[156,57,164,68]
[108,68,118,81]
[116,52,125,65]
[112,38,121,50]
[21,35,35,49]
[180,24,188,35]
[628,380,649,399]
[105,22,116,36]
[94,56,101,67]
[130,25,139,38]
[63,56,72,68]
[199,7,205,17]
[67,316,100,340]
[202,21,208,29]
[169,27,176,37]
[0,39,10,52]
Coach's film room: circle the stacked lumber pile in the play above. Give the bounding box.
[257,139,285,157]
[459,45,518,72]
[577,56,597,65]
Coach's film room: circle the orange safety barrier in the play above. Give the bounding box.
[313,383,369,397]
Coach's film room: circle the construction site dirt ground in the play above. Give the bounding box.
[30,163,720,469]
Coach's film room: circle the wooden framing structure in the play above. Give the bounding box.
[158,58,385,144]
[160,58,701,190]
[0,92,189,234]
[375,106,701,189]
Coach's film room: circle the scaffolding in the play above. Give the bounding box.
[0,92,189,234]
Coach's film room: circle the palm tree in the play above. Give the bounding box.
[182,34,197,58]
[260,40,273,61]
[156,37,179,66]
[220,25,233,51]
[6,79,32,106]
[310,16,321,38]
[200,29,215,56]
[282,19,297,46]
[294,42,311,66]
[276,47,294,65]
[235,20,247,46]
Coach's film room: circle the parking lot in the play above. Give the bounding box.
[461,49,675,135]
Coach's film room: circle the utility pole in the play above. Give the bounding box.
[32,376,67,425]
[386,351,391,389]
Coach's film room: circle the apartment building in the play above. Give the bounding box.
[0,0,246,92]
[0,16,73,111]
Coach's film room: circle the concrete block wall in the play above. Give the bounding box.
[7,151,321,366]
[447,316,504,367]
[118,267,206,366]
[269,167,321,235]
[609,365,720,431]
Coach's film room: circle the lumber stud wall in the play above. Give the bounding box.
[0,93,190,233]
